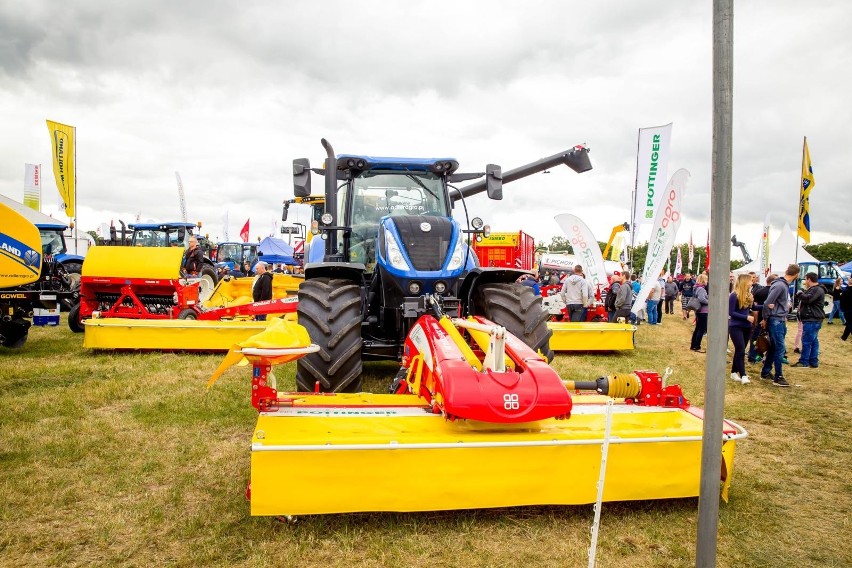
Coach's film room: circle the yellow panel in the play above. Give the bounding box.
[249,403,735,515]
[548,322,636,351]
[0,202,42,287]
[475,233,519,247]
[82,246,185,279]
[83,318,268,351]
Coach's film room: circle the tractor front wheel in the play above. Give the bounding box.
[472,283,554,362]
[68,303,85,333]
[296,278,363,393]
[177,308,198,320]
[197,266,218,302]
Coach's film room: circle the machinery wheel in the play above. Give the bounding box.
[472,283,554,363]
[295,278,363,393]
[1,319,29,348]
[68,303,85,333]
[198,266,218,302]
[177,308,198,320]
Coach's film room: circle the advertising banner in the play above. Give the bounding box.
[45,120,76,218]
[23,164,41,212]
[554,213,608,293]
[634,123,673,227]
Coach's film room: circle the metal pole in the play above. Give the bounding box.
[696,1,733,566]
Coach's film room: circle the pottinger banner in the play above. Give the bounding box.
[632,168,689,315]
[46,120,76,218]
[634,123,673,226]
[554,213,608,294]
[23,164,41,212]
[758,214,770,283]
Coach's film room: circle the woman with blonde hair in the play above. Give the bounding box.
[729,273,760,384]
[690,273,710,351]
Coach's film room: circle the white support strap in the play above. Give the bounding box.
[451,318,507,373]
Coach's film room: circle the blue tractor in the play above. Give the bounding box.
[291,139,592,392]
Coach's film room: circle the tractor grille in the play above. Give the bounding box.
[391,216,453,271]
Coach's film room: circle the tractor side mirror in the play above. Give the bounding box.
[485,164,502,200]
[282,201,290,222]
[293,158,311,197]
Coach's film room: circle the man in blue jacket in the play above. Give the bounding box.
[760,264,800,387]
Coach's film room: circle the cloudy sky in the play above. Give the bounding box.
[1,1,850,258]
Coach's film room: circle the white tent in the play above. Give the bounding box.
[735,223,818,274]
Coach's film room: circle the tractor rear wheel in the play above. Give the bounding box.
[472,283,554,362]
[68,303,85,333]
[296,278,363,393]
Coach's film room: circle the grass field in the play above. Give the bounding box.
[1,314,850,567]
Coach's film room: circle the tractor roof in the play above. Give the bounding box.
[130,222,197,230]
[336,155,459,175]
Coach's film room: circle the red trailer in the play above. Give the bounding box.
[472,231,535,270]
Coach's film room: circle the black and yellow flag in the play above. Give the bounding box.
[46,120,76,218]
[798,137,814,243]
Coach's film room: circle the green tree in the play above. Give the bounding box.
[803,241,852,265]
[546,236,571,252]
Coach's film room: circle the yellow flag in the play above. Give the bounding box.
[45,120,76,218]
[798,137,814,243]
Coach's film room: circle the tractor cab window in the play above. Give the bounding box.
[218,243,241,263]
[39,230,65,256]
[133,229,166,247]
[348,171,446,269]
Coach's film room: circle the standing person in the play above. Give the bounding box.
[760,264,801,387]
[518,273,541,296]
[841,275,852,341]
[605,273,621,322]
[748,274,776,363]
[664,276,679,315]
[656,276,666,324]
[630,274,642,324]
[679,273,696,319]
[613,271,633,323]
[252,261,274,321]
[646,277,660,325]
[560,265,588,322]
[827,278,847,325]
[689,274,710,352]
[729,274,759,384]
[792,273,826,368]
[182,237,204,277]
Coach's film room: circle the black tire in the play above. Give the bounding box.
[68,303,85,333]
[295,278,363,393]
[472,283,554,362]
[198,265,219,302]
[1,319,29,348]
[177,308,198,320]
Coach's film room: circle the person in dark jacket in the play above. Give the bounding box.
[841,276,852,341]
[747,274,776,363]
[760,264,800,387]
[689,274,709,351]
[664,276,679,314]
[252,261,274,321]
[613,272,633,322]
[729,274,760,384]
[182,237,204,276]
[827,277,847,325]
[679,273,695,319]
[792,272,825,367]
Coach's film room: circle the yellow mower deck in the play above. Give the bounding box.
[249,393,743,516]
[82,318,274,350]
[547,322,636,351]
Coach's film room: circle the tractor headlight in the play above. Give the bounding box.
[446,232,465,271]
[471,217,484,230]
[435,281,447,294]
[408,281,422,295]
[384,228,412,271]
[321,213,333,225]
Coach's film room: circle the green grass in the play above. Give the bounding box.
[1,315,850,567]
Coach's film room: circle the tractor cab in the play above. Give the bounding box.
[216,242,259,276]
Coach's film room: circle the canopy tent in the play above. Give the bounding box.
[734,223,818,274]
[840,260,852,274]
[257,236,295,265]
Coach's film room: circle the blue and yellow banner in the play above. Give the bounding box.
[46,120,76,218]
[798,137,814,243]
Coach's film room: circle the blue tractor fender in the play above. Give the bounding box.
[55,253,85,265]
[304,261,367,286]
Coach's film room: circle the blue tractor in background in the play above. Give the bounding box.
[290,138,592,392]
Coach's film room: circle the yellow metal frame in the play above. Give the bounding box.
[548,322,636,351]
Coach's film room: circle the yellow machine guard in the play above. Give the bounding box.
[82,246,185,279]
[248,394,745,516]
[548,322,636,351]
[203,273,301,309]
